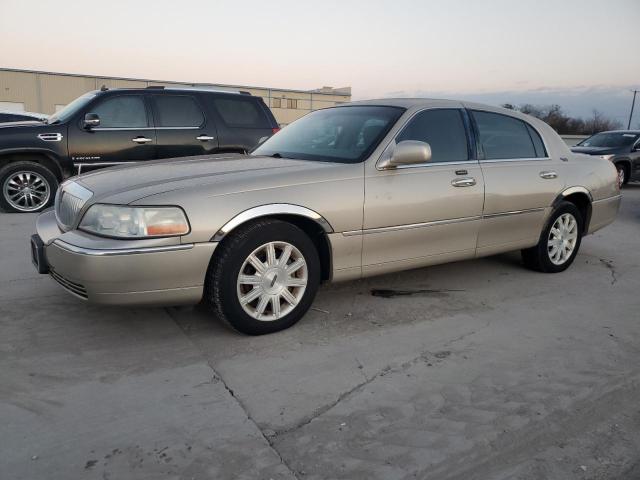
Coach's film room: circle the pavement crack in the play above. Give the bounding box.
[600,258,618,284]
[164,307,301,480]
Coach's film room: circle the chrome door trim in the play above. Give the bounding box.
[480,157,551,164]
[212,204,334,242]
[91,126,201,131]
[74,161,136,174]
[481,207,545,219]
[132,137,153,143]
[344,207,546,236]
[53,239,194,256]
[342,215,482,236]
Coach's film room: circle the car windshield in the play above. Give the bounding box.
[252,106,405,163]
[47,92,97,124]
[578,132,639,148]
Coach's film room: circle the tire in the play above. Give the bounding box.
[206,219,321,335]
[521,201,583,273]
[0,161,58,213]
[615,163,629,187]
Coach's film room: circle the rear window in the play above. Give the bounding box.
[213,97,270,128]
[472,110,539,160]
[153,95,204,127]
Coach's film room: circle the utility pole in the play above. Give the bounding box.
[628,90,638,129]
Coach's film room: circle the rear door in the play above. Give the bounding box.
[471,109,564,255]
[206,94,275,152]
[150,94,219,159]
[68,94,156,167]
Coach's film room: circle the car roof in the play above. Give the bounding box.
[95,87,251,96]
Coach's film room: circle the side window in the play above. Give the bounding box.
[396,109,469,162]
[526,124,547,157]
[91,96,148,128]
[213,97,270,128]
[472,111,537,160]
[153,95,204,128]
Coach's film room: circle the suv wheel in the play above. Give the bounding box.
[206,219,321,335]
[0,161,58,213]
[521,201,583,273]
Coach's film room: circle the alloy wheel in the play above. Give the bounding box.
[547,213,578,265]
[2,171,51,212]
[236,241,308,321]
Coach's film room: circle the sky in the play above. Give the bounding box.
[1,0,639,125]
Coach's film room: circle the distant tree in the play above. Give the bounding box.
[502,103,622,135]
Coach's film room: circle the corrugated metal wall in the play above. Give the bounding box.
[0,69,351,125]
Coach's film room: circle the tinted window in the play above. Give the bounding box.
[252,106,404,163]
[472,111,536,159]
[578,132,639,148]
[396,109,468,162]
[526,124,547,157]
[92,96,147,128]
[213,97,270,128]
[153,95,204,127]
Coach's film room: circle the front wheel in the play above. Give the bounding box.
[206,219,321,335]
[521,202,583,273]
[0,161,58,213]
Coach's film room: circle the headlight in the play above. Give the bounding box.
[599,154,615,161]
[79,204,190,238]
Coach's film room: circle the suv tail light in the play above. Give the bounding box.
[272,127,280,134]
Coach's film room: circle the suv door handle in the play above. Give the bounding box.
[132,137,152,144]
[196,135,215,141]
[451,177,476,187]
[539,170,558,179]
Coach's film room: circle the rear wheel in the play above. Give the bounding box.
[522,201,583,273]
[0,161,58,213]
[206,219,320,335]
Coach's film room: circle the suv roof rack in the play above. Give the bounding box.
[143,85,250,95]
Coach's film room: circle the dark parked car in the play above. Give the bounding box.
[0,110,48,123]
[571,130,640,186]
[0,87,279,212]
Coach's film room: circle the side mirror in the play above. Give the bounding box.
[83,113,100,129]
[379,140,432,169]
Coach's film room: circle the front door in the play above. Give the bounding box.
[68,94,156,170]
[362,108,485,277]
[150,94,219,159]
[469,109,564,256]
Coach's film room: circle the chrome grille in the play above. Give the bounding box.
[55,181,93,231]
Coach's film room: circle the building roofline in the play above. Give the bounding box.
[0,67,351,98]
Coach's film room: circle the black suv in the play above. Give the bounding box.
[571,130,640,187]
[0,87,279,212]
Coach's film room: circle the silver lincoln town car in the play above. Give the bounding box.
[31,99,621,334]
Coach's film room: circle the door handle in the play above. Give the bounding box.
[539,170,558,179]
[132,137,152,144]
[196,135,215,141]
[451,177,476,187]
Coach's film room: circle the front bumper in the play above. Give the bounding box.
[33,210,217,306]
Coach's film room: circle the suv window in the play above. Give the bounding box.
[91,95,148,128]
[396,109,469,162]
[153,95,204,128]
[213,97,270,128]
[472,111,538,160]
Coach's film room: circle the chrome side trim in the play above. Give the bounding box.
[561,186,593,201]
[344,208,546,236]
[592,194,622,205]
[212,204,334,242]
[91,126,201,131]
[481,207,545,219]
[480,157,551,164]
[75,161,135,174]
[53,240,194,256]
[343,215,482,236]
[38,133,63,142]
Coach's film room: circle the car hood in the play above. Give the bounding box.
[570,146,623,155]
[75,154,350,205]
